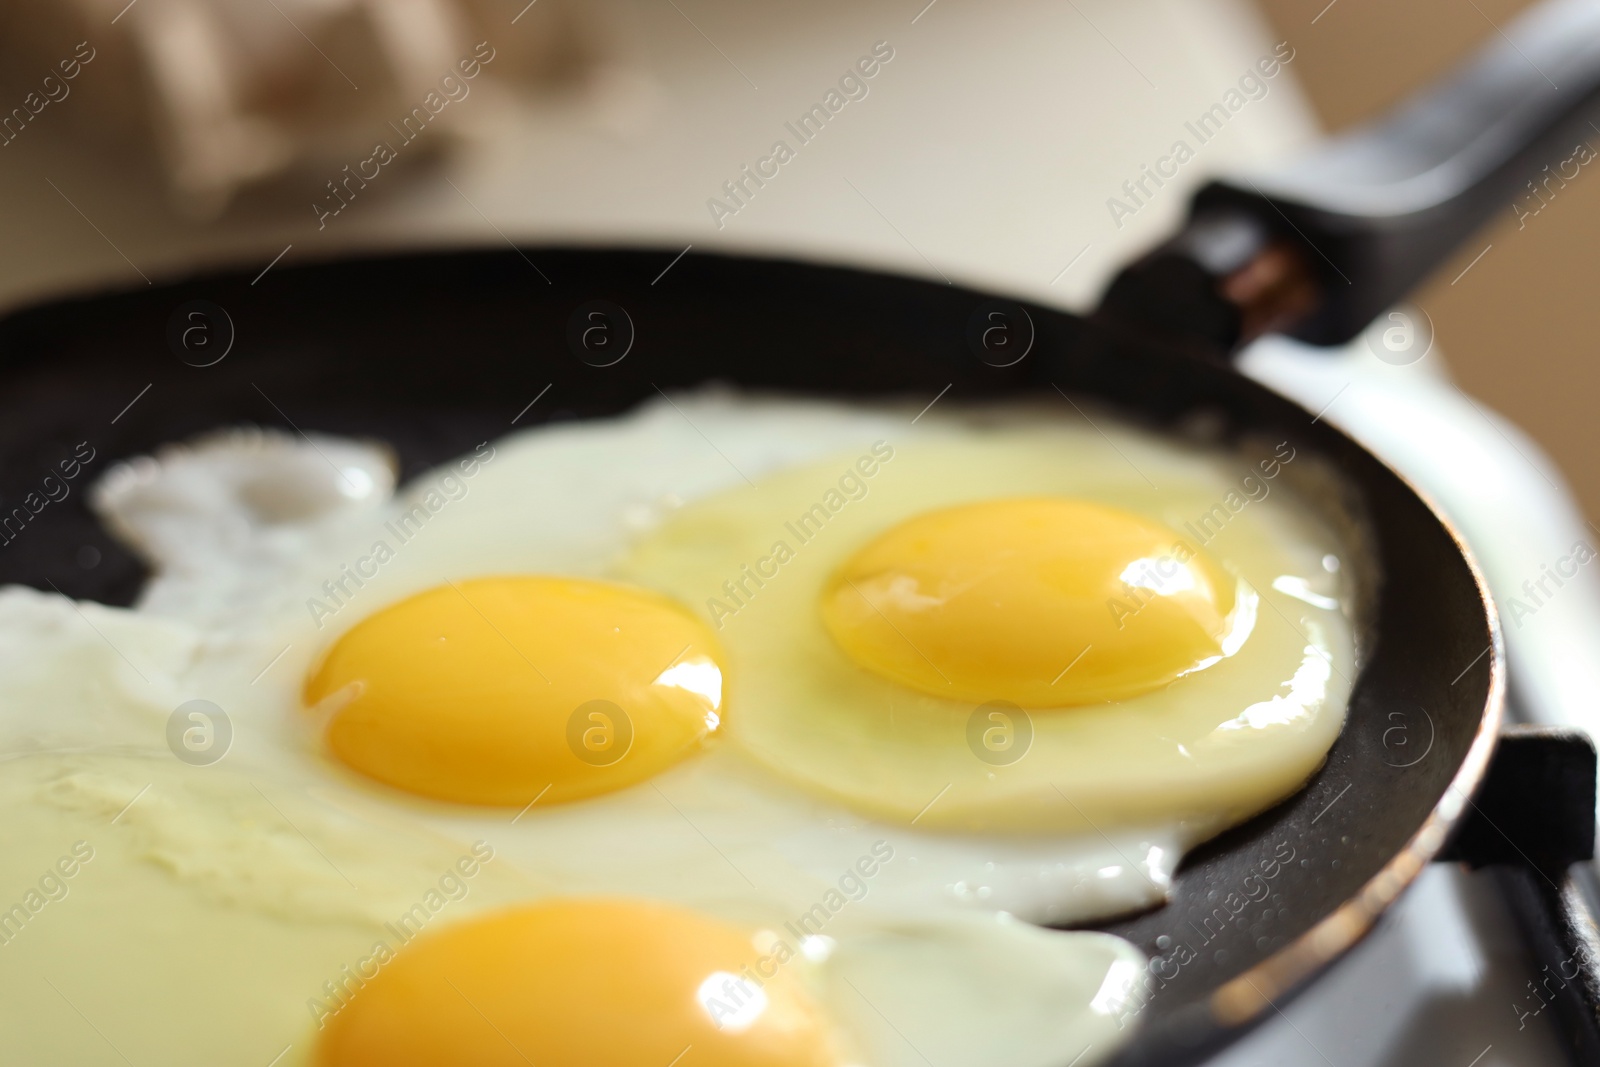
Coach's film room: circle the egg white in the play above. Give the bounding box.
[3,394,1350,1066]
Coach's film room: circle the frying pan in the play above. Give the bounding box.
[1,2,1598,1064]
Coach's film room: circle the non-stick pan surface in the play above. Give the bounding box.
[0,246,1501,1066]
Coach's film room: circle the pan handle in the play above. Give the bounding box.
[1098,0,1600,352]
[1438,724,1596,870]
[1438,724,1600,1063]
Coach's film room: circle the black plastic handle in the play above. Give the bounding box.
[1439,725,1596,871]
[1442,725,1600,1065]
[1100,0,1600,351]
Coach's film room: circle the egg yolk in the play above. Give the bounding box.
[820,497,1242,706]
[304,576,725,806]
[315,899,839,1067]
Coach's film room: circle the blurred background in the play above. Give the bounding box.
[1256,0,1600,529]
[0,0,1591,521]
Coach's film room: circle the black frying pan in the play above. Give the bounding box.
[1,2,1599,1065]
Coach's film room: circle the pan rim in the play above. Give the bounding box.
[1200,394,1507,1031]
[0,240,1510,1060]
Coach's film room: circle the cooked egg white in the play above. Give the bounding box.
[0,392,1361,1066]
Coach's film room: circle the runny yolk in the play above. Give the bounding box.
[314,899,839,1067]
[819,497,1246,706]
[304,576,725,806]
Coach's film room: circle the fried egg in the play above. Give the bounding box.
[0,392,1360,1066]
[614,426,1353,841]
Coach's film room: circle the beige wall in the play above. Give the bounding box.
[1256,0,1599,522]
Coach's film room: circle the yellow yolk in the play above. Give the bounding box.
[820,497,1242,706]
[304,577,725,806]
[315,899,839,1067]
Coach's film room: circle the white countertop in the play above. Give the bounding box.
[0,0,1316,313]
